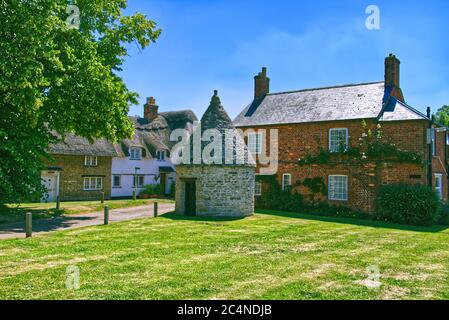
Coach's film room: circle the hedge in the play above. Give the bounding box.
[376,184,439,226]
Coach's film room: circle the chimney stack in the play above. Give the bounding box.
[384,53,404,102]
[144,96,158,121]
[254,67,270,99]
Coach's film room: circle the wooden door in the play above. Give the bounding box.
[184,180,196,216]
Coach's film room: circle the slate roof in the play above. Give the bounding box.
[49,110,198,158]
[378,97,428,122]
[233,81,428,127]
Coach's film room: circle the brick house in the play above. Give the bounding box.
[234,54,448,212]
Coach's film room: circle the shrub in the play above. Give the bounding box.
[169,182,176,198]
[140,184,162,196]
[376,184,439,226]
[437,202,449,226]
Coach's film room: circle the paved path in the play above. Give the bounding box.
[0,203,175,240]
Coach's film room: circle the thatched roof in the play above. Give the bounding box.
[49,110,198,158]
[49,133,118,156]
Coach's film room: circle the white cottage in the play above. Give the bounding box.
[111,97,197,198]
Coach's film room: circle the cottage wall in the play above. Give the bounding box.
[44,155,112,201]
[176,165,256,217]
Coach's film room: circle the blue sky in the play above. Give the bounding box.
[120,0,449,119]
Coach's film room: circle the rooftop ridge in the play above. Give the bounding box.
[267,81,385,96]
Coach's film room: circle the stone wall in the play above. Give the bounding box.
[175,165,255,217]
[44,154,112,201]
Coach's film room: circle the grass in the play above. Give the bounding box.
[0,199,173,225]
[1,209,449,300]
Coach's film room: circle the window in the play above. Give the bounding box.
[435,174,443,200]
[112,175,121,188]
[133,175,144,188]
[282,174,292,191]
[329,128,348,153]
[328,175,348,201]
[83,177,103,191]
[248,132,263,155]
[156,150,166,161]
[84,156,98,167]
[254,181,262,196]
[130,147,142,160]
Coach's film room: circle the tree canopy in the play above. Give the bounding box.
[0,0,161,202]
[435,105,449,127]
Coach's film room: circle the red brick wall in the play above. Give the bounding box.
[238,118,445,212]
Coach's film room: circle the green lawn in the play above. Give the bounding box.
[0,199,173,225]
[1,210,449,300]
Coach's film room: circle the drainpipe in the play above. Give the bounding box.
[427,107,433,188]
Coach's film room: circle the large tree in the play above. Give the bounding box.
[435,105,449,127]
[0,0,161,202]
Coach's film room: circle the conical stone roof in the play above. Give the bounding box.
[182,90,255,166]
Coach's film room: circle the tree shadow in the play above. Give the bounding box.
[0,204,65,225]
[161,212,246,222]
[0,215,98,236]
[257,209,449,233]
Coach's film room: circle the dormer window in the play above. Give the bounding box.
[156,150,166,161]
[84,156,98,167]
[130,147,142,160]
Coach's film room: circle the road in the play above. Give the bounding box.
[0,203,176,240]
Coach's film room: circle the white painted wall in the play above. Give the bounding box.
[111,157,175,197]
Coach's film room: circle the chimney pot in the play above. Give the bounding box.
[254,67,270,99]
[384,54,404,102]
[144,96,159,121]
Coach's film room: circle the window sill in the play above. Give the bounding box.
[112,186,122,189]
[83,189,103,192]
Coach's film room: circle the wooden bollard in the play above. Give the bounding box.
[100,192,105,204]
[154,202,158,218]
[104,205,109,225]
[56,195,60,210]
[25,212,32,238]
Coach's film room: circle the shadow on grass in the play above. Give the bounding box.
[257,209,449,233]
[0,204,65,225]
[161,212,245,222]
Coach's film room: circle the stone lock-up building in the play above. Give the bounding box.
[175,91,256,217]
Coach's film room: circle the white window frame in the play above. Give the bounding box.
[435,173,443,200]
[84,156,98,167]
[248,132,263,155]
[132,175,145,188]
[130,147,142,160]
[254,181,262,196]
[112,175,121,188]
[329,128,348,153]
[156,150,166,161]
[83,177,103,191]
[282,174,292,191]
[328,175,348,201]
